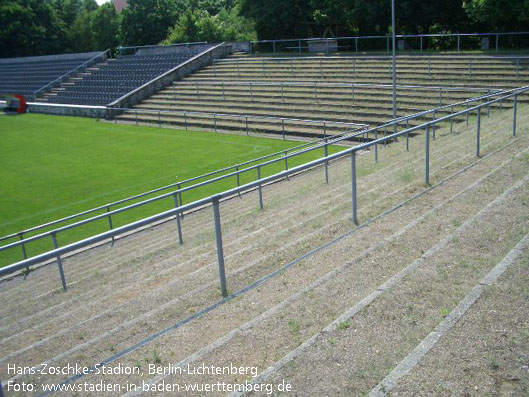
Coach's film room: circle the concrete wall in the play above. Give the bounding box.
[226,41,252,53]
[27,102,107,118]
[134,43,212,56]
[108,42,232,113]
[0,52,103,64]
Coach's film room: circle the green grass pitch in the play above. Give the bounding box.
[0,113,343,267]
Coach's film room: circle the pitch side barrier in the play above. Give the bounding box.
[0,85,526,292]
[0,86,518,268]
[251,31,529,53]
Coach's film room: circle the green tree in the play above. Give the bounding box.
[463,0,529,30]
[0,0,67,57]
[238,0,312,39]
[91,2,120,51]
[119,0,179,46]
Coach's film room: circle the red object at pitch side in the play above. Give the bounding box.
[13,94,27,113]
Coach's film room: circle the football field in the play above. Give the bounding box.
[0,114,342,266]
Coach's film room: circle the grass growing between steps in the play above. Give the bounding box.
[0,113,343,267]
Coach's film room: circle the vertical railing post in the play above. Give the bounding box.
[457,35,460,52]
[420,36,423,52]
[214,114,217,132]
[513,94,518,137]
[257,166,264,210]
[496,34,499,52]
[324,139,329,184]
[184,112,188,130]
[51,232,67,292]
[18,233,28,260]
[212,196,228,298]
[477,106,481,157]
[323,121,326,138]
[351,151,358,225]
[355,38,358,52]
[298,40,301,53]
[235,166,241,198]
[432,111,436,140]
[374,129,379,162]
[106,206,115,246]
[172,193,184,245]
[425,124,430,185]
[158,110,161,128]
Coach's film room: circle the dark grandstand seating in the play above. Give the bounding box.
[0,53,99,99]
[44,52,200,106]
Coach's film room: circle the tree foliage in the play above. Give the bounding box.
[1,0,528,58]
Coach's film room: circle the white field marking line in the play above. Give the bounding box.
[0,130,516,359]
[129,145,529,396]
[230,172,529,397]
[369,232,529,397]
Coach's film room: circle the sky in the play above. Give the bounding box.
[96,0,111,4]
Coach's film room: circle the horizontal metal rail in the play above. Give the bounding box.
[0,127,367,252]
[0,85,522,268]
[1,85,526,290]
[214,55,529,61]
[33,50,110,99]
[118,41,209,54]
[251,31,529,53]
[253,31,529,44]
[112,106,368,130]
[172,79,502,93]
[0,129,355,245]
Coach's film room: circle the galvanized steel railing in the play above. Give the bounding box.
[0,85,526,293]
[251,31,529,54]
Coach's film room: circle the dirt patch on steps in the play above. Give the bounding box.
[66,137,529,395]
[254,181,529,396]
[391,249,529,397]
